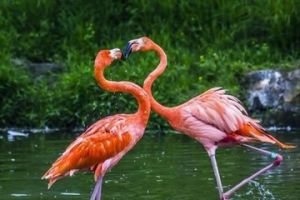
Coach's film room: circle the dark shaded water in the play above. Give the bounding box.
[0,130,299,200]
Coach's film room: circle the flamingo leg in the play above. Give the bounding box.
[221,144,283,200]
[209,154,224,199]
[90,176,103,200]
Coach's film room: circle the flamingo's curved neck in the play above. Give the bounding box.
[143,43,171,118]
[94,61,150,124]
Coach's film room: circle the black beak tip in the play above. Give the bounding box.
[122,42,132,60]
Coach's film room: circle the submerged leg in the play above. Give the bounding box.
[90,176,103,200]
[222,144,283,199]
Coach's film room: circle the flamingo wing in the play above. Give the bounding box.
[186,87,249,133]
[42,115,132,187]
[182,88,294,148]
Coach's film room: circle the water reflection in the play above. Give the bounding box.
[0,130,299,199]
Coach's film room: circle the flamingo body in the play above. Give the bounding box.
[42,48,150,200]
[166,87,290,152]
[43,114,145,188]
[124,37,294,199]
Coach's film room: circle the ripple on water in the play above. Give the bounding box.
[11,193,31,197]
[61,192,81,196]
[232,181,276,200]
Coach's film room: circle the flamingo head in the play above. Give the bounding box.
[123,36,153,59]
[95,48,123,67]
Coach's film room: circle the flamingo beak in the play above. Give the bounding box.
[122,42,133,60]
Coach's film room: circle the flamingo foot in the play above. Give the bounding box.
[90,176,103,200]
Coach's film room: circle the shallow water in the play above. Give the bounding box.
[0,130,299,200]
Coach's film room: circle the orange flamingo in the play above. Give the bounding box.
[123,37,295,200]
[42,48,150,200]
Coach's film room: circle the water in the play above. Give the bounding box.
[0,130,299,200]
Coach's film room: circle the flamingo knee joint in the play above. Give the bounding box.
[273,154,283,166]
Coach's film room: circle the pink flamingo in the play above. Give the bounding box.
[123,37,295,200]
[42,48,150,200]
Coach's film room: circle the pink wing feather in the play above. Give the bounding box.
[188,87,250,133]
[178,88,294,149]
[42,114,133,188]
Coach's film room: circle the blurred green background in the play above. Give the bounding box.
[0,0,299,129]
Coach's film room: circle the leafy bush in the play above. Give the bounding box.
[0,0,299,129]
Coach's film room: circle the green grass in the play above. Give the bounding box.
[0,0,299,129]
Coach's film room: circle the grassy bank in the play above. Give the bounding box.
[0,0,299,129]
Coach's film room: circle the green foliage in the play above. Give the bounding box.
[0,0,299,128]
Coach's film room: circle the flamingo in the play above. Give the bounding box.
[42,48,150,200]
[123,37,295,200]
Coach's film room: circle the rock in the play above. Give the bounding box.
[284,69,300,104]
[245,68,300,111]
